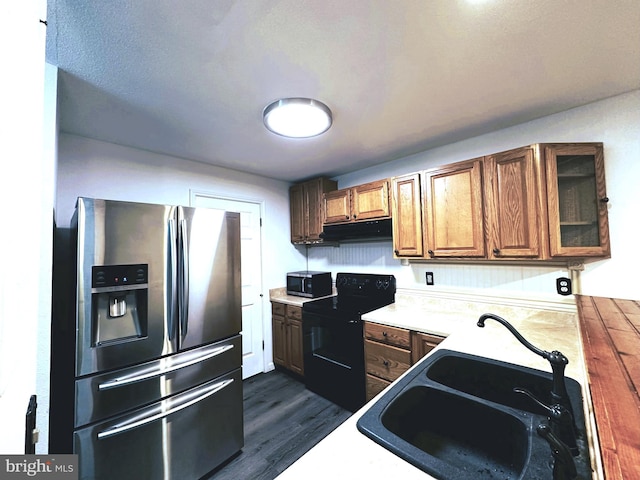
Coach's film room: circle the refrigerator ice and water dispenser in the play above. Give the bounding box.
[91,264,149,346]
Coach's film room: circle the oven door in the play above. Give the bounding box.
[302,311,365,412]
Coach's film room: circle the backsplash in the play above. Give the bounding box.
[305,241,571,299]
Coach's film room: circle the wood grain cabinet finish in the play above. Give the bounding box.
[423,158,486,258]
[271,302,304,376]
[364,322,444,401]
[392,143,610,261]
[391,173,424,257]
[290,177,337,244]
[323,179,390,224]
[483,146,547,259]
[323,188,352,224]
[544,143,610,258]
[411,331,445,364]
[364,323,411,401]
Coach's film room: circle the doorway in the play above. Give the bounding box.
[191,192,265,379]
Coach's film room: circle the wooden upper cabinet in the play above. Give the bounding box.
[391,173,423,257]
[423,159,485,258]
[323,179,390,224]
[352,180,391,220]
[324,189,352,224]
[484,146,546,259]
[289,183,306,243]
[306,178,330,240]
[544,143,610,258]
[290,177,337,244]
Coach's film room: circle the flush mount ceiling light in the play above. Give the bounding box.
[263,98,332,138]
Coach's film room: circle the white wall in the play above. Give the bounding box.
[306,90,640,301]
[56,133,305,275]
[0,0,53,454]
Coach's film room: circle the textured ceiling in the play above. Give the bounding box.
[46,0,640,182]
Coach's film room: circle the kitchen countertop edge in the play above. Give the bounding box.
[275,293,602,480]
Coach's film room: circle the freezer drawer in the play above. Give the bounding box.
[75,335,241,427]
[74,368,243,480]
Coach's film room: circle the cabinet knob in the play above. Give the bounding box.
[600,196,609,203]
[383,360,390,367]
[493,248,501,255]
[345,215,350,219]
[353,214,357,219]
[427,250,434,257]
[382,331,387,337]
[394,249,399,255]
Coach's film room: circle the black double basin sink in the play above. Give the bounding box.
[357,349,592,479]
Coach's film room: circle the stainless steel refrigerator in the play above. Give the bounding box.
[50,197,243,479]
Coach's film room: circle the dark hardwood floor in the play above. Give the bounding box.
[205,369,353,480]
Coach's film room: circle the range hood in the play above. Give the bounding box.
[319,218,393,242]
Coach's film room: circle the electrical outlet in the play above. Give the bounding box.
[556,277,572,296]
[426,272,434,286]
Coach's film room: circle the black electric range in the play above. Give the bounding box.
[302,273,396,411]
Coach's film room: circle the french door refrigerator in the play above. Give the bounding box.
[50,197,243,479]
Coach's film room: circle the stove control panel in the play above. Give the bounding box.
[335,273,396,294]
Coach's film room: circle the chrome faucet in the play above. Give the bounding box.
[477,313,574,419]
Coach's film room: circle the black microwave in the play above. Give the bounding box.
[286,271,332,298]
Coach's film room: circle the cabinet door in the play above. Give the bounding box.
[352,180,390,221]
[305,178,330,241]
[424,159,485,257]
[484,147,543,259]
[545,143,610,257]
[391,173,423,257]
[287,319,305,376]
[411,331,444,364]
[272,313,287,367]
[289,183,306,243]
[324,189,352,224]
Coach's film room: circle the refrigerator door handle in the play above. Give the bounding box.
[167,216,178,341]
[97,378,234,439]
[179,215,190,338]
[98,343,234,391]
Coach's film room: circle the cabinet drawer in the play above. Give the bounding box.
[365,339,411,382]
[271,302,285,316]
[286,304,302,321]
[366,373,391,402]
[364,322,411,349]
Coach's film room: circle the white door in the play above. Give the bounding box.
[191,193,264,379]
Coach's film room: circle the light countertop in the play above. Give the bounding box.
[275,292,600,480]
[269,287,335,307]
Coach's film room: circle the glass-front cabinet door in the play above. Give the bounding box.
[544,143,610,257]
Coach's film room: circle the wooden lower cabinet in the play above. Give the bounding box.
[366,373,392,400]
[411,331,445,364]
[271,302,304,376]
[364,339,412,382]
[364,322,444,401]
